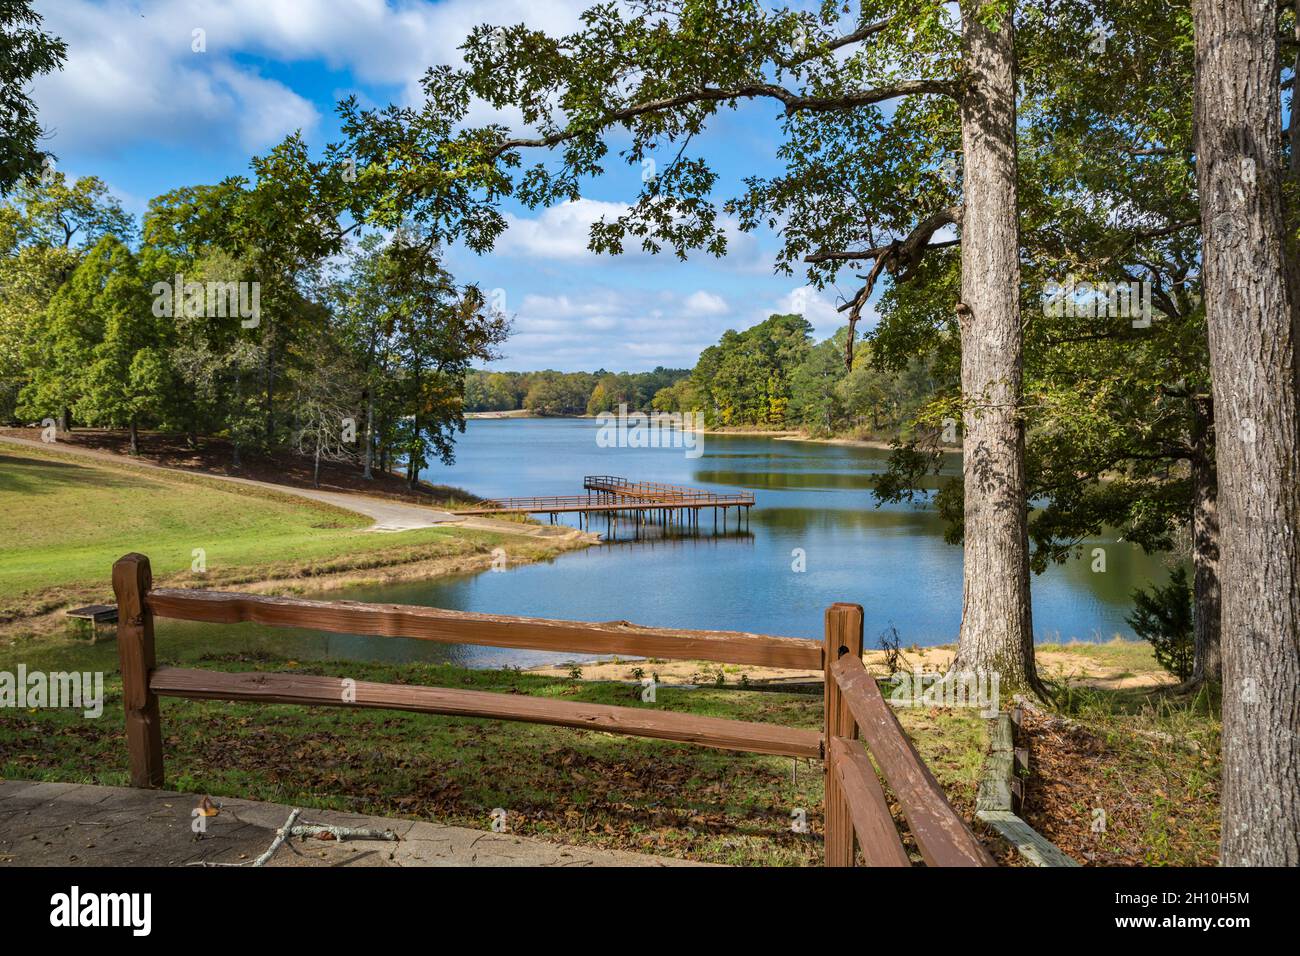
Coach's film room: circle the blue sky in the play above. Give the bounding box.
[30,0,858,371]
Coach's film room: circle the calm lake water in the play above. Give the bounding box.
[148,418,1166,669]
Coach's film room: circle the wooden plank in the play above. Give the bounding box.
[149,667,823,758]
[830,653,994,867]
[828,737,910,867]
[976,752,1015,813]
[989,712,1014,753]
[823,603,864,867]
[65,604,118,622]
[113,554,164,788]
[977,810,1080,867]
[146,589,821,671]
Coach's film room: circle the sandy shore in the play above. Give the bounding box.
[525,640,1173,692]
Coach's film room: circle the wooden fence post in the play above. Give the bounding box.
[113,553,163,788]
[824,602,865,867]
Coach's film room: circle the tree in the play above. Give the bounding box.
[7,172,135,250]
[292,331,360,488]
[380,232,508,485]
[16,234,123,430]
[75,243,169,454]
[1191,0,1300,866]
[1127,566,1195,683]
[0,1,66,195]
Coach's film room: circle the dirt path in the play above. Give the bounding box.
[1,434,464,532]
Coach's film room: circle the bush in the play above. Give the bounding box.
[1126,566,1195,681]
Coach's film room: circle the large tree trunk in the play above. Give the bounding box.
[1192,0,1300,866]
[1190,397,1222,684]
[950,1,1042,698]
[128,418,139,457]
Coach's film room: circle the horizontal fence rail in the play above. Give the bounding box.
[149,667,822,758]
[145,588,823,670]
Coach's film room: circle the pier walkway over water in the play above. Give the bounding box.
[455,475,754,533]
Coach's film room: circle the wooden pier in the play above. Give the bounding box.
[456,475,754,534]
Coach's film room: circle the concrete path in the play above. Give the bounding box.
[0,434,458,532]
[0,781,703,867]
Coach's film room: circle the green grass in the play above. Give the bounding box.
[0,448,517,612]
[1038,637,1167,674]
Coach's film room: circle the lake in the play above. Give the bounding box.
[149,417,1167,669]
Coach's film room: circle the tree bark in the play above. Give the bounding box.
[128,418,139,456]
[950,1,1042,698]
[1192,0,1300,865]
[1190,397,1222,684]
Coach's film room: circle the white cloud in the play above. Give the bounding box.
[488,284,746,370]
[683,290,728,316]
[31,0,587,157]
[495,199,633,260]
[772,285,858,339]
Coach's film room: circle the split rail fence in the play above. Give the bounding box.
[112,552,991,866]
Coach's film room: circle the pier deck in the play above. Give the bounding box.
[455,476,754,533]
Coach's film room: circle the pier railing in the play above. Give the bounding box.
[112,553,991,867]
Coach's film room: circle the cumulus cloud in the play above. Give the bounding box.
[771,285,863,339]
[495,199,633,260]
[488,285,742,370]
[683,290,728,316]
[31,0,586,157]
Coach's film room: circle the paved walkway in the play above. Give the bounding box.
[0,781,702,867]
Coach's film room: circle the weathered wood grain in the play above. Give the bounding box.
[146,589,821,670]
[148,667,823,758]
[828,737,910,867]
[823,602,864,867]
[830,653,993,867]
[113,553,164,788]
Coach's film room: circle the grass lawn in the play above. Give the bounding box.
[0,447,555,619]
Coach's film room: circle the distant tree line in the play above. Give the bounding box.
[464,366,688,416]
[650,313,939,439]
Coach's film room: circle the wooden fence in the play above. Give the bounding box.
[112,553,991,867]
